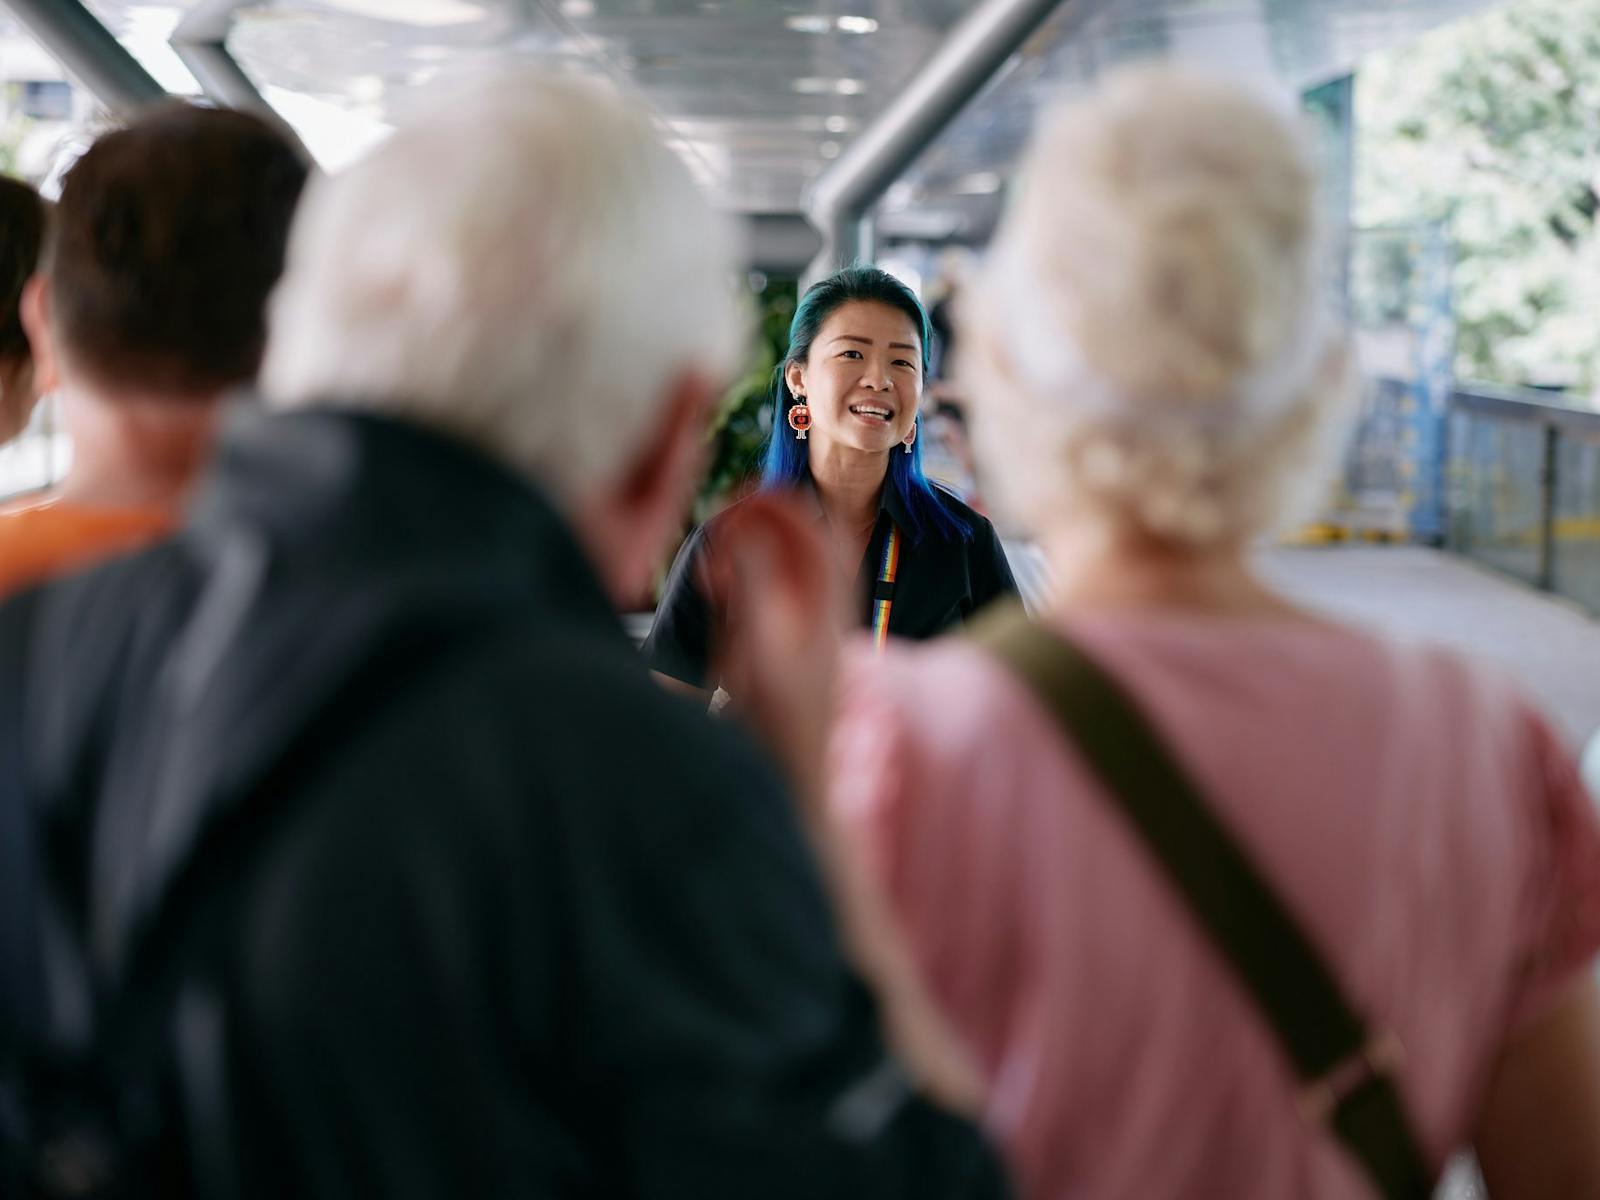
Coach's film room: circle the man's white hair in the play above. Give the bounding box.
[963,66,1353,546]
[260,70,742,502]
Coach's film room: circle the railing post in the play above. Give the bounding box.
[1538,423,1559,592]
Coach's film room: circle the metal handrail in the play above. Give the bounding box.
[1450,382,1600,438]
[1446,381,1600,603]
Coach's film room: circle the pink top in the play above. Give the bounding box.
[829,612,1600,1200]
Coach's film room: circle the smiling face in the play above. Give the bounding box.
[785,300,922,458]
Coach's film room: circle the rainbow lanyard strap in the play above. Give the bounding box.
[870,523,902,653]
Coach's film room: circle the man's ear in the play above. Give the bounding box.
[615,370,715,523]
[576,370,717,609]
[19,275,60,394]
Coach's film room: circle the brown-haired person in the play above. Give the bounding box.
[0,175,46,444]
[0,102,307,594]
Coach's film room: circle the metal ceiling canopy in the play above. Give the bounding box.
[5,0,164,115]
[805,0,1066,278]
[28,0,1513,262]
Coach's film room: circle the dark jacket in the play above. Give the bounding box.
[0,406,1010,1199]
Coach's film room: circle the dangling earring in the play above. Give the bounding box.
[902,419,917,455]
[788,396,811,441]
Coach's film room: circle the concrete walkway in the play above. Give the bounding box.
[1258,544,1600,752]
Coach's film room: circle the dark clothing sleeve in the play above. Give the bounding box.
[641,526,714,689]
[562,680,1011,1199]
[969,517,1019,616]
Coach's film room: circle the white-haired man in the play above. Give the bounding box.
[0,74,1010,1197]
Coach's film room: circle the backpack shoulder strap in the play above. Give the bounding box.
[967,602,1432,1200]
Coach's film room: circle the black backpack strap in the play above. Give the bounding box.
[968,602,1432,1200]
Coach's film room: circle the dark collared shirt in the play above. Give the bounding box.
[644,478,1018,688]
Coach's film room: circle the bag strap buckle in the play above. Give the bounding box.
[1298,1030,1405,1126]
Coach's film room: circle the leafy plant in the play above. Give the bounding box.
[1357,0,1600,399]
[694,276,796,520]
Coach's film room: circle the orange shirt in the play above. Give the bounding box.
[0,496,175,596]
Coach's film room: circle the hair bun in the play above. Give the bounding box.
[963,66,1353,547]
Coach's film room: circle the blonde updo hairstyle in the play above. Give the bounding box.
[962,67,1353,548]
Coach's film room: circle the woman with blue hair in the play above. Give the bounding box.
[644,265,1016,694]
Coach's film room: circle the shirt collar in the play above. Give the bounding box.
[879,471,914,533]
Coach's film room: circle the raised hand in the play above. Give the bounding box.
[701,491,845,807]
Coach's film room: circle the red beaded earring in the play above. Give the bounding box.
[787,397,811,440]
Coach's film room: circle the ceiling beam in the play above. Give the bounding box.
[3,0,165,115]
[804,0,1068,280]
[171,0,315,165]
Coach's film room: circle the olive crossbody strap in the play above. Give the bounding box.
[967,602,1433,1200]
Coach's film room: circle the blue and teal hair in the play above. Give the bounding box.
[760,265,971,544]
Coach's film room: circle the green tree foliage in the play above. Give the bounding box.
[646,279,792,603]
[695,277,795,519]
[1356,0,1600,396]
